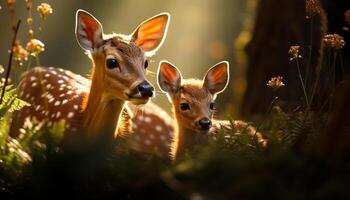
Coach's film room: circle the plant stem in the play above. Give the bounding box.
[1,20,21,104]
[310,48,327,108]
[305,18,313,88]
[331,51,337,90]
[339,52,344,80]
[254,96,279,135]
[295,58,309,109]
[26,56,32,71]
[34,54,41,66]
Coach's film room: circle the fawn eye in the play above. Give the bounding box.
[180,103,190,111]
[144,60,149,69]
[106,58,119,69]
[209,103,215,110]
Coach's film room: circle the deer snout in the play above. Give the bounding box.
[198,118,212,131]
[137,81,154,98]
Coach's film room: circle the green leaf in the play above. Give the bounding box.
[0,85,30,113]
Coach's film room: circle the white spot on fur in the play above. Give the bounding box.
[137,115,144,121]
[31,82,37,87]
[30,76,37,81]
[44,73,50,78]
[132,123,138,129]
[54,101,61,106]
[145,139,152,145]
[156,125,162,132]
[144,116,151,123]
[67,112,74,118]
[35,105,41,111]
[56,112,61,119]
[74,105,79,110]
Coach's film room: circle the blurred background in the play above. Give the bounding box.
[0,0,254,117]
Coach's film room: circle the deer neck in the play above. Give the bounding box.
[82,56,125,138]
[173,118,209,160]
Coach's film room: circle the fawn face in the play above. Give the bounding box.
[75,10,170,104]
[158,61,229,133]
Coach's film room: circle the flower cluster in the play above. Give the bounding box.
[306,0,321,19]
[288,46,302,61]
[13,43,29,65]
[323,34,345,49]
[26,39,45,56]
[37,3,53,19]
[267,76,285,91]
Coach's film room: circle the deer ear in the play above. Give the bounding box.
[157,61,182,94]
[131,13,170,56]
[75,9,104,52]
[203,61,230,95]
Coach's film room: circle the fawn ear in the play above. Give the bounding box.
[203,61,230,95]
[131,13,170,56]
[75,9,104,52]
[158,61,182,94]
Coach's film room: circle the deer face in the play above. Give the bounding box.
[158,61,229,134]
[75,10,170,104]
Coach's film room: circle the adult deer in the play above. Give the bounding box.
[10,10,172,140]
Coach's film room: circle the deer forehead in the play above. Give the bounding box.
[104,38,145,61]
[179,83,212,103]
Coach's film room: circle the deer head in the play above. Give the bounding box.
[75,10,170,105]
[158,60,229,134]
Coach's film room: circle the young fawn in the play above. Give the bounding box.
[157,61,266,160]
[10,10,172,139]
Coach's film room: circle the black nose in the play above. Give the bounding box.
[198,118,212,130]
[137,81,154,98]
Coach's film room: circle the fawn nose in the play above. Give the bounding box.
[137,81,154,98]
[198,118,212,130]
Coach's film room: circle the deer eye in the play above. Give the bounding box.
[180,102,190,111]
[209,102,215,110]
[106,58,119,69]
[144,60,149,69]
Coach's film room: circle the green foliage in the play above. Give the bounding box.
[0,85,30,114]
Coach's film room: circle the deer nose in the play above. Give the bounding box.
[137,81,154,98]
[198,118,212,130]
